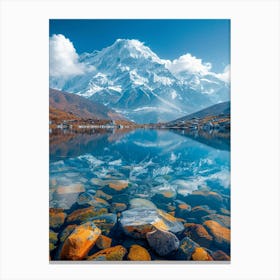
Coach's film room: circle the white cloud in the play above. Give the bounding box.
[164,53,230,83]
[214,65,230,83]
[164,53,212,76]
[49,34,86,78]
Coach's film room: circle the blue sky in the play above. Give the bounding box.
[50,19,230,73]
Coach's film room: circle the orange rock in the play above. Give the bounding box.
[184,223,213,248]
[96,235,112,250]
[49,208,66,229]
[60,222,101,260]
[66,206,108,224]
[88,245,127,261]
[192,247,213,261]
[203,220,230,248]
[108,181,129,191]
[127,245,151,261]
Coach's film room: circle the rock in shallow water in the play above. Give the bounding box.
[96,235,112,250]
[77,192,110,208]
[110,202,127,213]
[212,250,230,261]
[201,214,230,229]
[102,180,130,194]
[60,222,101,260]
[184,191,223,210]
[49,208,66,230]
[146,229,179,256]
[176,237,200,260]
[49,230,58,252]
[95,190,112,201]
[127,244,151,261]
[203,220,230,250]
[152,185,177,203]
[66,206,108,224]
[59,224,77,243]
[56,183,85,194]
[120,208,184,239]
[87,245,127,261]
[191,247,213,261]
[129,198,157,209]
[91,213,117,235]
[183,223,213,248]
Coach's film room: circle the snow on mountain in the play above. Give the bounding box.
[50,38,230,123]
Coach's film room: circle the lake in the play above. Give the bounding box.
[49,128,230,261]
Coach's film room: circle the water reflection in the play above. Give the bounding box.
[50,129,230,206]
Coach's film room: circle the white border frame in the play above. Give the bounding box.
[0,0,279,279]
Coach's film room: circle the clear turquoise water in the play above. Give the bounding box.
[49,128,230,259]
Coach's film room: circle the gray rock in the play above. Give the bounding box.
[146,229,179,256]
[129,198,157,209]
[120,208,184,238]
[175,237,200,260]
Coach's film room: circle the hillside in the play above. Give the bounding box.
[168,101,230,125]
[49,88,127,121]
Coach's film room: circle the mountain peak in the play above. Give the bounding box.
[109,38,162,63]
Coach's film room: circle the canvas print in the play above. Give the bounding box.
[49,19,230,261]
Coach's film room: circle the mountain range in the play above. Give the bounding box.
[50,39,230,123]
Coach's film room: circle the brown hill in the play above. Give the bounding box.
[49,88,128,121]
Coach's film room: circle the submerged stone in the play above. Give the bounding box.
[90,178,107,187]
[212,250,230,261]
[120,208,184,239]
[87,245,127,261]
[49,230,58,252]
[175,200,191,219]
[66,206,108,224]
[201,214,230,229]
[176,237,200,260]
[91,213,117,235]
[77,192,110,208]
[49,208,67,230]
[152,185,177,203]
[146,229,179,256]
[183,223,213,248]
[103,180,130,194]
[59,224,77,243]
[184,191,223,210]
[96,235,112,250]
[60,222,101,260]
[129,198,157,209]
[127,244,151,261]
[110,202,127,213]
[189,205,216,220]
[95,190,112,201]
[191,247,213,261]
[203,220,230,250]
[56,183,85,194]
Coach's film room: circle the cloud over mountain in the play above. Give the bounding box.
[49,34,88,78]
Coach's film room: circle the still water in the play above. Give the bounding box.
[49,128,230,260]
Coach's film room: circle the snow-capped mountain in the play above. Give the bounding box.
[50,39,229,123]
